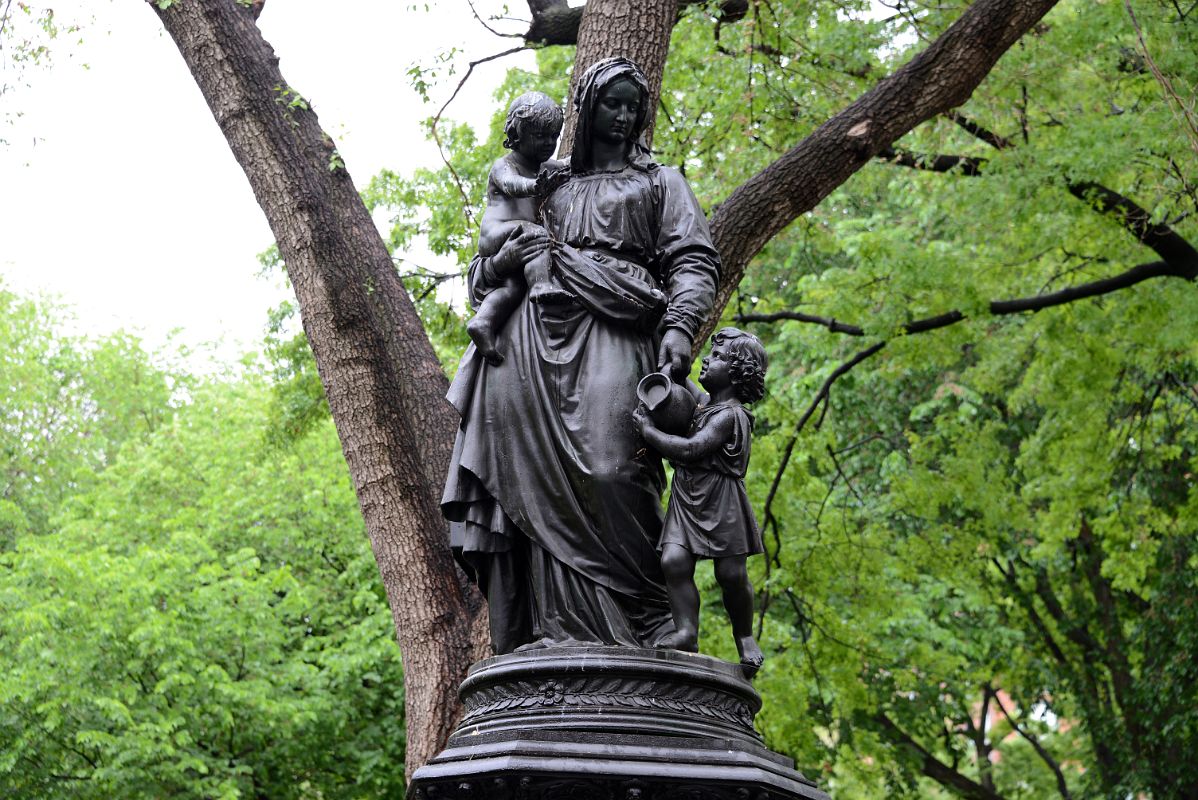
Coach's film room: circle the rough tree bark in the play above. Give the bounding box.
[151,0,1069,778]
[148,0,487,779]
[524,0,747,47]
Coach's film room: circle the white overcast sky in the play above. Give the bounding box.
[1,1,535,362]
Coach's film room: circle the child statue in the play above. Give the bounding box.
[633,328,768,674]
[467,91,565,365]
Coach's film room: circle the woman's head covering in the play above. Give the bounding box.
[570,57,654,173]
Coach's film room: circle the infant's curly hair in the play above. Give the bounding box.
[712,327,768,404]
[502,91,564,150]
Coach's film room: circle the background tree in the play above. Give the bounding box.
[19,0,1171,794]
[368,0,1198,795]
[0,286,408,799]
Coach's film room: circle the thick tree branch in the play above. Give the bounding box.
[876,713,1009,800]
[739,256,1197,334]
[875,136,1198,267]
[993,559,1071,667]
[1066,181,1198,266]
[702,0,1063,345]
[878,145,988,176]
[947,109,1014,150]
[1075,520,1140,741]
[523,0,747,46]
[525,0,584,45]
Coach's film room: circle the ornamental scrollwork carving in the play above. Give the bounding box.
[461,676,755,730]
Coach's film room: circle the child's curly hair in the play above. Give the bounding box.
[712,327,768,404]
[503,92,564,150]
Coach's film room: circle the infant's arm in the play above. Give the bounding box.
[491,156,538,199]
[641,407,735,464]
[478,157,542,257]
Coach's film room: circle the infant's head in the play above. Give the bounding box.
[503,91,564,163]
[711,327,768,404]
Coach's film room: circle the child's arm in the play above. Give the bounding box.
[491,157,538,198]
[681,377,705,404]
[633,405,735,464]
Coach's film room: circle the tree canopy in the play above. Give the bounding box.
[372,0,1198,796]
[0,286,406,799]
[3,0,1197,797]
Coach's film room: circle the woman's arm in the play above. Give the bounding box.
[469,226,550,297]
[653,167,721,379]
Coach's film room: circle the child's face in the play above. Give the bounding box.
[515,122,560,165]
[699,341,732,393]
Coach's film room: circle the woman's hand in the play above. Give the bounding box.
[657,328,694,384]
[492,225,550,278]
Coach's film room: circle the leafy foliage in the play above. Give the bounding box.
[0,289,406,798]
[371,1,1198,797]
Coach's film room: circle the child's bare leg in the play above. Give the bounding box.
[714,555,763,675]
[466,279,523,365]
[658,544,700,652]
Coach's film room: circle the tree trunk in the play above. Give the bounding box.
[149,0,1066,780]
[148,0,487,779]
[559,0,680,155]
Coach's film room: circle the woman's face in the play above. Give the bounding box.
[591,79,641,146]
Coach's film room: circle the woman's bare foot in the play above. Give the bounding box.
[656,629,699,652]
[737,635,764,678]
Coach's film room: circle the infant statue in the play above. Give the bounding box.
[467,91,565,366]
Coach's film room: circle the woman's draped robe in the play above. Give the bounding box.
[443,163,719,651]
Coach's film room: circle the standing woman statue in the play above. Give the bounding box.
[442,57,720,654]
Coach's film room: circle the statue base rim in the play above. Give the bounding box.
[411,646,830,800]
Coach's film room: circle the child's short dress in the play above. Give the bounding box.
[660,401,764,558]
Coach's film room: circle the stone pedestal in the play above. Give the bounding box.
[410,647,830,800]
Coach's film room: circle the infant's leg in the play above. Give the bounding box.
[657,543,700,652]
[466,278,523,365]
[714,555,763,675]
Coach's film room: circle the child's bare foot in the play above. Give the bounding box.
[656,629,699,652]
[737,635,764,678]
[467,317,503,366]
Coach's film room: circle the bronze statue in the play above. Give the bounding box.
[418,59,831,800]
[634,328,768,674]
[442,57,720,654]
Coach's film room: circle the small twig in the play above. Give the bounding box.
[826,444,863,502]
[735,309,865,335]
[0,0,14,40]
[759,342,887,544]
[467,0,522,38]
[429,45,528,232]
[1124,0,1198,157]
[742,255,1197,339]
[993,692,1074,799]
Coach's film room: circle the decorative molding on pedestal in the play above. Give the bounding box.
[410,647,831,800]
